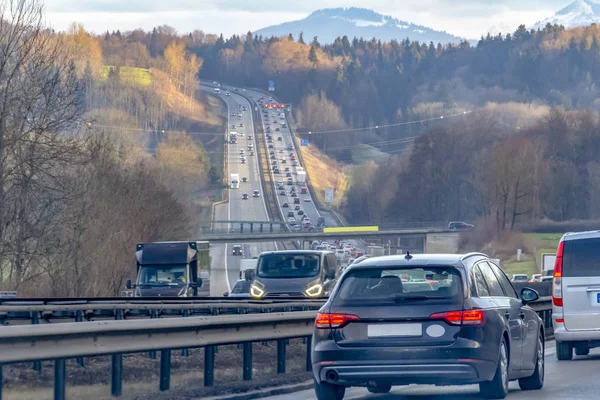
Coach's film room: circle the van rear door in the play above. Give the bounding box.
[562,236,600,331]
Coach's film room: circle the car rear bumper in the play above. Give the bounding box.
[553,324,600,341]
[312,339,497,386]
[315,362,485,386]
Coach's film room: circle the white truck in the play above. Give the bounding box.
[240,258,258,279]
[214,87,220,94]
[297,170,307,183]
[229,131,238,144]
[231,173,240,189]
[368,245,385,257]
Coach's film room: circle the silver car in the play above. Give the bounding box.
[553,231,600,359]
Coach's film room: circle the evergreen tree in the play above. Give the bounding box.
[298,31,305,44]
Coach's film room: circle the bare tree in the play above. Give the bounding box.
[0,0,86,288]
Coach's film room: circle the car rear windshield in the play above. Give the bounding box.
[563,238,600,277]
[257,253,320,278]
[333,266,463,305]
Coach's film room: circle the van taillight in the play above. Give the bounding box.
[315,313,360,329]
[553,241,564,307]
[430,310,485,326]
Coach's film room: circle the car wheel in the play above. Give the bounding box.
[575,343,590,356]
[479,338,509,399]
[314,380,345,400]
[518,331,544,390]
[556,341,573,360]
[367,383,391,394]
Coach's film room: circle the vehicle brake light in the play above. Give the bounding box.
[315,313,360,329]
[430,310,485,326]
[553,240,564,307]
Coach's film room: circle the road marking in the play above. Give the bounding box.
[224,97,233,293]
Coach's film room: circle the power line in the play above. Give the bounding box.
[305,110,473,135]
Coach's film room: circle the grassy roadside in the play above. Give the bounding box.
[502,233,562,276]
[294,138,349,208]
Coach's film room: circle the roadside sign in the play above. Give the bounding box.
[301,139,309,146]
[268,80,276,92]
[325,188,334,203]
[0,291,17,298]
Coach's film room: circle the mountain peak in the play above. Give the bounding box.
[533,0,600,30]
[254,7,464,45]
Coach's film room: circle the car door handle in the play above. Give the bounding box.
[519,313,526,320]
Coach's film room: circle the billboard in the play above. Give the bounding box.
[323,226,379,233]
[324,188,334,203]
[268,80,276,92]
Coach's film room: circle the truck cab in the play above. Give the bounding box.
[249,251,337,299]
[127,241,210,297]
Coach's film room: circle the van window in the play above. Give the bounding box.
[563,238,600,277]
[257,253,320,278]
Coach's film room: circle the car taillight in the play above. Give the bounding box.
[315,313,360,329]
[430,310,486,326]
[553,240,564,307]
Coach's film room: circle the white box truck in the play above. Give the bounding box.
[239,258,258,279]
[231,173,240,189]
[297,171,307,183]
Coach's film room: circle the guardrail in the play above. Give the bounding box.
[0,296,553,400]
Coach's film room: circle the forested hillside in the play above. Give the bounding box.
[0,5,221,297]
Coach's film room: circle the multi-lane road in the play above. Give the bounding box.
[207,89,276,295]
[264,343,600,399]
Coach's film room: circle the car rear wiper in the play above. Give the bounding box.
[393,295,448,302]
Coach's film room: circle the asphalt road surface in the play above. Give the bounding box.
[206,88,275,295]
[262,342,600,400]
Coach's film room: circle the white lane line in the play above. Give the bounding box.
[224,95,232,293]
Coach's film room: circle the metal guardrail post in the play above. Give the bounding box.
[270,223,273,232]
[277,339,286,374]
[240,223,244,233]
[181,309,190,357]
[260,224,263,233]
[250,223,254,233]
[160,350,171,391]
[54,359,66,400]
[0,365,3,400]
[31,311,42,373]
[149,310,158,359]
[75,310,85,367]
[204,346,215,386]
[305,336,312,372]
[111,309,124,397]
[243,342,252,381]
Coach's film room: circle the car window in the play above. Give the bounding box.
[563,238,600,277]
[488,262,518,298]
[333,266,463,305]
[472,264,490,297]
[477,262,504,297]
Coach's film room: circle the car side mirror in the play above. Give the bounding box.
[520,287,539,305]
[223,292,229,297]
[126,279,132,289]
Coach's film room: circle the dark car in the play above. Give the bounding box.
[282,202,289,208]
[294,198,300,204]
[448,221,474,230]
[286,172,292,177]
[294,205,301,211]
[279,190,286,195]
[268,144,274,149]
[242,177,248,183]
[291,193,298,198]
[311,253,544,400]
[225,279,251,298]
[278,136,283,140]
[231,245,243,256]
[287,211,295,218]
[298,210,305,215]
[241,193,248,200]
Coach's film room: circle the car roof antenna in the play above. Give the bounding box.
[405,251,413,261]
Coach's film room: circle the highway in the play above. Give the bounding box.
[263,342,600,399]
[207,88,276,295]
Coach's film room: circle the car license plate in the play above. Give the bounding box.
[367,323,422,338]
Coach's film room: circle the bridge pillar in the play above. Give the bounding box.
[259,224,263,233]
[240,224,244,233]
[250,223,254,233]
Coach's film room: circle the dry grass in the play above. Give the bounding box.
[100,66,153,86]
[295,138,349,207]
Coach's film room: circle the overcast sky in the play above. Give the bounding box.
[43,0,573,39]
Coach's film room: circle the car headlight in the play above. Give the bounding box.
[250,281,265,298]
[305,283,323,297]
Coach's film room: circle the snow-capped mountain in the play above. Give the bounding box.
[254,8,464,45]
[532,0,600,30]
